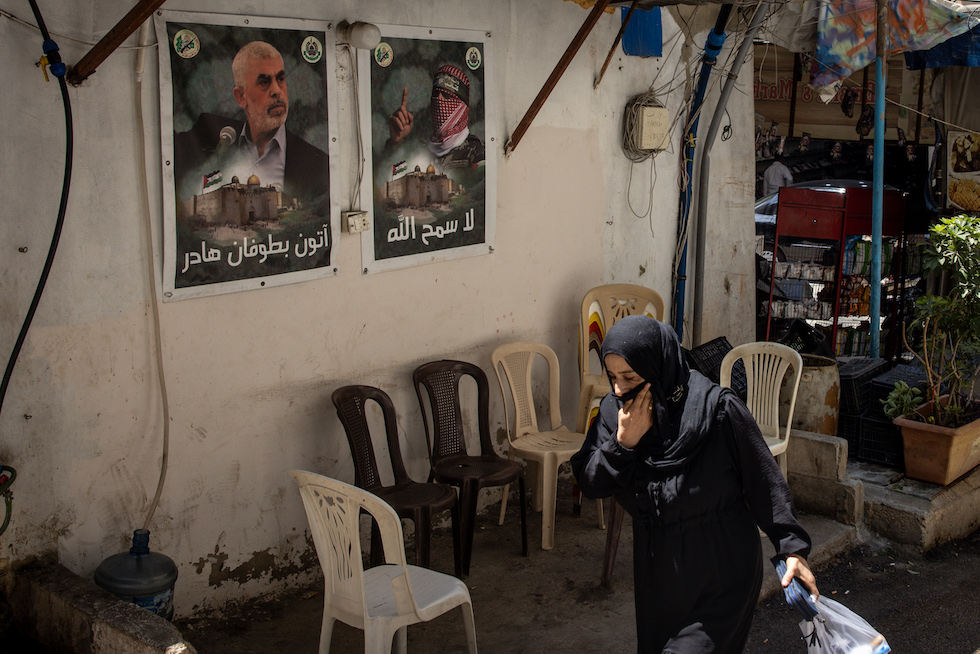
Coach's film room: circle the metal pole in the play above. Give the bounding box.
[672,3,733,342]
[504,0,611,154]
[870,0,887,358]
[595,0,640,89]
[692,2,768,346]
[66,0,166,86]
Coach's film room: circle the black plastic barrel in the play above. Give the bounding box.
[94,529,178,620]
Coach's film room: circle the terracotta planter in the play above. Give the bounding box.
[893,398,980,486]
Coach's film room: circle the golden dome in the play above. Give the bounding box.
[426,164,436,174]
[247,174,261,186]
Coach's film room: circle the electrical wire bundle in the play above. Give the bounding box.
[622,90,665,162]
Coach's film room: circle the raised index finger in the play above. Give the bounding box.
[399,87,408,109]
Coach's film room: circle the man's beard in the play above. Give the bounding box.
[251,101,287,136]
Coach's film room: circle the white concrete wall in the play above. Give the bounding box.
[0,0,756,613]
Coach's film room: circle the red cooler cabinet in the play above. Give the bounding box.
[763,186,907,357]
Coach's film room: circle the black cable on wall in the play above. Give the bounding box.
[0,0,74,536]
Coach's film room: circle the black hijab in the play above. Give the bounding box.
[600,315,726,471]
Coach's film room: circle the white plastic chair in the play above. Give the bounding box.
[491,342,586,551]
[577,284,665,586]
[290,470,478,654]
[719,342,803,477]
[577,284,665,436]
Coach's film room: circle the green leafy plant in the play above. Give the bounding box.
[902,214,980,427]
[880,381,924,421]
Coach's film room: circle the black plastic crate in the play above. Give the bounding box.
[685,336,732,383]
[685,337,747,400]
[837,411,863,455]
[868,363,930,419]
[858,416,905,469]
[728,360,748,401]
[837,357,891,414]
[777,318,835,358]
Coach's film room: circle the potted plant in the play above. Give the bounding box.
[892,213,980,485]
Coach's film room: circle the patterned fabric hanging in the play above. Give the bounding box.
[812,0,978,88]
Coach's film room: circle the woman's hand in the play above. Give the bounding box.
[782,554,819,600]
[617,383,654,449]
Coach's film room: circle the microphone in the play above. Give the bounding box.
[216,126,237,155]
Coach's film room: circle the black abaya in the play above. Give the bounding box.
[570,317,811,653]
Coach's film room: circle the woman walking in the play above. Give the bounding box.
[571,316,817,653]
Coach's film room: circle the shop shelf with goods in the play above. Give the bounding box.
[761,186,910,358]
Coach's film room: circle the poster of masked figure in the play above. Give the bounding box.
[155,11,338,300]
[357,25,496,273]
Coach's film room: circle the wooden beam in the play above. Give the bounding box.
[66,0,167,86]
[504,0,612,155]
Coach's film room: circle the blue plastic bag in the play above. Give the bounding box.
[774,559,819,620]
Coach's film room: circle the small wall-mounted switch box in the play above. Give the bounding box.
[343,211,370,233]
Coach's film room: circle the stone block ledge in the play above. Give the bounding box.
[786,429,864,526]
[5,557,197,654]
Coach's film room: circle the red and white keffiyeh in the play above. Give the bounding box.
[429,64,470,156]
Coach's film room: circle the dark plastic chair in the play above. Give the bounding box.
[413,360,528,577]
[332,384,461,575]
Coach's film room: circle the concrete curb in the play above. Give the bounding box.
[6,558,197,654]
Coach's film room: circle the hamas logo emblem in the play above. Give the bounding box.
[374,42,393,68]
[173,29,200,59]
[465,47,482,71]
[302,36,323,64]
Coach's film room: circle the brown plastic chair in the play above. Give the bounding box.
[577,283,665,589]
[332,385,461,576]
[414,360,528,577]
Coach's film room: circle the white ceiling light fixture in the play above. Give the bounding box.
[336,20,381,50]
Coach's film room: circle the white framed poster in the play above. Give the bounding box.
[356,24,496,274]
[947,130,980,212]
[155,11,339,300]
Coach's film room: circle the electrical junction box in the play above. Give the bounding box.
[343,211,370,233]
[637,105,670,152]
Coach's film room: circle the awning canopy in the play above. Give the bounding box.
[905,21,980,68]
[759,1,980,89]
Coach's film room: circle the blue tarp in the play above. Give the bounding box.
[905,23,980,69]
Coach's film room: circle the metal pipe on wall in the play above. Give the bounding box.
[671,3,733,342]
[691,2,769,346]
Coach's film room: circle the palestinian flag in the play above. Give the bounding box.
[202,170,222,191]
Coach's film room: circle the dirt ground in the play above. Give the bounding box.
[173,476,980,654]
[176,479,640,653]
[745,532,980,653]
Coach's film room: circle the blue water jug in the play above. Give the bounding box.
[94,529,178,620]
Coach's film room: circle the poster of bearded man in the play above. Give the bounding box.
[354,24,496,273]
[155,11,339,300]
